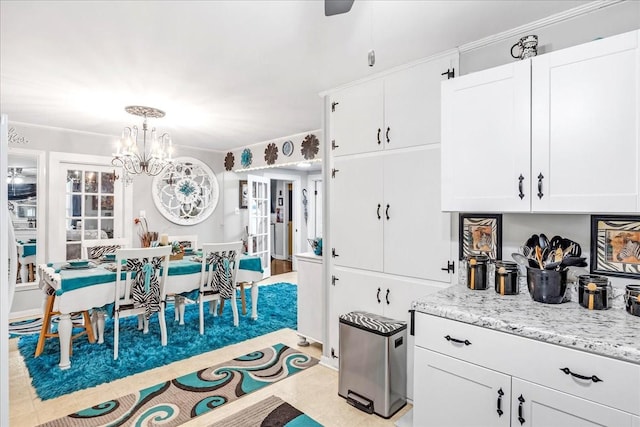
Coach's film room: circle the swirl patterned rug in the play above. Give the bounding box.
[38,343,319,426]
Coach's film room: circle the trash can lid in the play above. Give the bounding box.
[339,311,406,337]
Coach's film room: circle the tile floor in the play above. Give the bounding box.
[9,272,412,426]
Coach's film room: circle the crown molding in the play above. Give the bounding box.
[458,0,624,52]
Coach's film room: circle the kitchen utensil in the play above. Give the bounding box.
[511,253,529,267]
[625,285,640,317]
[577,275,611,310]
[527,267,568,304]
[519,245,532,258]
[494,261,519,295]
[539,233,549,250]
[535,246,544,268]
[525,234,539,250]
[549,235,563,250]
[554,247,563,263]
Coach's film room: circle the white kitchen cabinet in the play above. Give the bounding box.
[331,146,451,281]
[294,252,323,346]
[329,267,444,400]
[414,347,511,427]
[441,29,640,213]
[441,60,531,212]
[413,312,640,427]
[512,378,638,427]
[331,54,459,157]
[531,30,640,212]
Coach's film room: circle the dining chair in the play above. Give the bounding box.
[82,237,129,342]
[166,234,198,321]
[81,237,130,260]
[197,241,242,334]
[113,245,171,360]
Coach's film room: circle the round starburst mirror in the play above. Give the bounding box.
[152,157,219,225]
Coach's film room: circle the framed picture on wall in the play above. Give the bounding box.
[239,180,248,209]
[459,213,502,260]
[590,215,640,279]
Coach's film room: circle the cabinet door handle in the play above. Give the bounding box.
[377,128,381,145]
[385,204,390,220]
[537,173,544,199]
[386,126,390,143]
[444,335,471,346]
[376,287,381,304]
[385,288,390,305]
[517,395,525,425]
[377,203,381,220]
[560,367,603,383]
[518,174,525,200]
[440,261,455,273]
[496,388,504,417]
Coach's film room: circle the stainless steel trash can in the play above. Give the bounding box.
[338,311,407,418]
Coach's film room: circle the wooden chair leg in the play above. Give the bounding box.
[34,295,55,357]
[82,311,96,344]
[217,299,225,315]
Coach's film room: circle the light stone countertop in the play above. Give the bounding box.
[412,283,640,365]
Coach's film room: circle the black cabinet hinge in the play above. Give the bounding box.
[332,248,339,258]
[331,140,339,150]
[331,347,338,358]
[331,101,339,112]
[331,275,339,286]
[331,168,339,178]
[441,68,455,79]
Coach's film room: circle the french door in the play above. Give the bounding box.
[49,153,131,262]
[248,174,270,278]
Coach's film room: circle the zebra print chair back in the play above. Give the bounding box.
[112,245,171,360]
[198,241,243,334]
[82,237,130,260]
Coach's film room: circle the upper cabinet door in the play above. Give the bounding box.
[385,55,458,149]
[441,60,531,212]
[330,79,384,157]
[532,30,640,213]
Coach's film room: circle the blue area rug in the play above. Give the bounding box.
[18,282,297,401]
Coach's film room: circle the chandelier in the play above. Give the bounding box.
[112,105,174,178]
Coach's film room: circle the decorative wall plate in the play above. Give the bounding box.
[241,148,253,168]
[301,134,319,160]
[224,152,235,171]
[282,140,294,157]
[152,157,219,225]
[265,142,278,165]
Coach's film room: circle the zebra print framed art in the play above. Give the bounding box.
[590,215,640,279]
[459,213,502,261]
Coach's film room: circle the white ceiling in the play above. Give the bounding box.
[0,0,589,152]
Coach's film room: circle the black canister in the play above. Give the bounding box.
[494,261,519,295]
[467,255,489,290]
[625,285,640,317]
[526,267,568,304]
[577,275,611,310]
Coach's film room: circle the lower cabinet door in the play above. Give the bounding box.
[512,378,637,427]
[413,347,511,427]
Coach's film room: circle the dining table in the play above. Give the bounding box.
[37,255,263,369]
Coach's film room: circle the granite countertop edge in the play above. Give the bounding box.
[412,286,640,366]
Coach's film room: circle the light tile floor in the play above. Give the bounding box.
[9,272,412,426]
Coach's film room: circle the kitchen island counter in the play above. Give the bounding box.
[412,284,640,365]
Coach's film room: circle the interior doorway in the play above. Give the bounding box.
[270,179,293,275]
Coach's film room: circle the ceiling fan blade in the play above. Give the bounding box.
[325,0,354,16]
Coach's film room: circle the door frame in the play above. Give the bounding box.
[263,171,302,271]
[48,152,133,261]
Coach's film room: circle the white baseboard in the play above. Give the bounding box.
[9,308,41,321]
